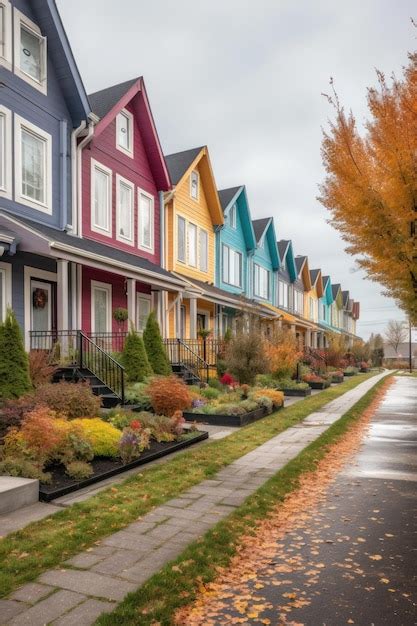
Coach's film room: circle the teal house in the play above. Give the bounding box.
[250,218,280,307]
[318,275,334,346]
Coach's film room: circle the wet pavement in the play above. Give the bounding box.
[183,376,417,626]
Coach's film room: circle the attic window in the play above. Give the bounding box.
[229,204,237,229]
[116,110,133,157]
[14,9,47,94]
[190,170,199,200]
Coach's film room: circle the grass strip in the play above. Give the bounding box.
[95,374,391,626]
[0,372,377,597]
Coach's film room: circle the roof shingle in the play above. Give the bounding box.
[164,147,204,185]
[88,77,140,119]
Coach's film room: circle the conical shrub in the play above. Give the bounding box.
[0,308,31,399]
[143,311,171,375]
[122,326,153,382]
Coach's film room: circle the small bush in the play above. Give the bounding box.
[0,457,51,483]
[252,388,284,409]
[18,407,65,466]
[0,309,31,400]
[143,311,171,375]
[124,381,153,410]
[275,378,310,391]
[0,394,38,443]
[122,328,153,382]
[29,351,57,388]
[252,395,274,412]
[224,331,268,385]
[37,382,101,419]
[200,387,220,400]
[147,376,192,417]
[71,418,121,457]
[65,460,93,480]
[265,329,302,379]
[208,377,223,390]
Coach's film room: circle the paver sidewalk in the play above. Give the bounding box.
[0,371,388,626]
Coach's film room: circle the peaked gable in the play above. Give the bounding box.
[321,275,334,305]
[331,283,343,307]
[278,239,297,282]
[295,256,312,290]
[89,77,170,190]
[218,185,256,251]
[252,218,279,270]
[310,269,324,297]
[165,146,223,226]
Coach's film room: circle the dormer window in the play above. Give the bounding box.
[229,204,237,229]
[190,170,199,200]
[14,9,47,93]
[116,110,133,157]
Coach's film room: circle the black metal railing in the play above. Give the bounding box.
[79,332,125,403]
[164,338,211,383]
[29,330,79,365]
[88,331,127,354]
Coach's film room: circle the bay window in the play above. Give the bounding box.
[91,159,112,235]
[116,175,134,244]
[222,245,242,287]
[254,263,269,300]
[138,190,154,251]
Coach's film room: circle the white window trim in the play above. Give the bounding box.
[187,222,198,267]
[0,105,12,199]
[116,108,134,158]
[91,280,112,333]
[190,169,199,201]
[137,188,154,253]
[0,0,12,70]
[176,214,186,264]
[229,204,237,229]
[23,266,56,350]
[136,292,151,333]
[115,174,134,246]
[222,244,242,288]
[91,158,112,237]
[0,261,12,322]
[15,114,52,214]
[199,228,208,272]
[13,8,47,94]
[254,263,270,300]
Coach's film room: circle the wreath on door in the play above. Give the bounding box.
[33,288,48,309]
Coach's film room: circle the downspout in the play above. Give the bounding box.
[59,119,68,230]
[70,120,86,234]
[77,120,95,237]
[159,190,165,268]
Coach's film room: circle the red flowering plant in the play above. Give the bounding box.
[220,373,238,388]
[129,420,142,431]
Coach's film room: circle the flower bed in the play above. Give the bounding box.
[183,405,275,427]
[331,375,344,383]
[273,378,312,397]
[343,366,359,377]
[303,374,331,390]
[38,431,208,501]
[281,387,312,397]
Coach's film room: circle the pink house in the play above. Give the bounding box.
[77,77,185,341]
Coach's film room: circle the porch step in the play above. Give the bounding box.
[172,364,200,386]
[52,367,121,408]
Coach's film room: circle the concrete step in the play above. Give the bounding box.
[0,477,39,515]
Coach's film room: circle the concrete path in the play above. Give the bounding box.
[186,375,417,625]
[0,373,387,625]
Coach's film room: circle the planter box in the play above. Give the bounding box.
[39,431,208,502]
[331,376,344,384]
[343,371,356,377]
[183,405,280,427]
[360,368,370,373]
[281,387,311,397]
[306,380,331,390]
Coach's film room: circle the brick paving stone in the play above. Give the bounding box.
[146,523,181,541]
[39,570,136,602]
[164,497,195,509]
[91,548,147,576]
[51,599,115,626]
[118,521,157,534]
[65,552,107,569]
[8,591,85,626]
[102,530,160,551]
[0,600,27,624]
[10,582,53,605]
[154,506,203,520]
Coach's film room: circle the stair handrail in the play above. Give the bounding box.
[166,338,210,383]
[78,331,125,404]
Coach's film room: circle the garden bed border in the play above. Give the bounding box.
[183,405,282,427]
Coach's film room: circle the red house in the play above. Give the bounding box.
[77,77,184,342]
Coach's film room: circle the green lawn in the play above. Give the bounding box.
[0,372,377,597]
[96,373,390,626]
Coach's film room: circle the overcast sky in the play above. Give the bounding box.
[57,0,416,340]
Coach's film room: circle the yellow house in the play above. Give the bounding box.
[164,146,224,339]
[305,269,324,347]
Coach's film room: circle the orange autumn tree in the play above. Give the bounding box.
[265,328,302,379]
[319,52,417,322]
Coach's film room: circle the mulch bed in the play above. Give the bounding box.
[39,431,208,502]
[183,405,282,428]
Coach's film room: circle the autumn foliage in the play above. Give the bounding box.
[265,328,302,379]
[146,376,192,417]
[320,54,417,321]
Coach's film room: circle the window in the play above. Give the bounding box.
[0,105,11,198]
[229,204,237,228]
[91,281,112,333]
[190,170,199,200]
[0,262,11,323]
[278,280,288,308]
[136,294,151,333]
[222,245,242,287]
[310,297,315,320]
[199,229,208,272]
[138,190,154,251]
[188,223,197,266]
[294,289,304,314]
[116,110,133,156]
[91,160,112,235]
[116,175,134,245]
[177,216,186,262]
[254,264,269,299]
[14,9,47,93]
[15,115,52,213]
[0,1,12,69]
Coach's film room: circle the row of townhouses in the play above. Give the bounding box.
[0,0,360,360]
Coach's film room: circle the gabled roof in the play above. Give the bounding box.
[342,290,350,307]
[252,218,279,270]
[165,146,224,226]
[321,275,334,305]
[352,301,360,320]
[295,256,312,290]
[277,239,297,282]
[218,185,256,251]
[332,283,342,300]
[165,147,205,186]
[88,77,170,191]
[278,240,290,261]
[252,218,271,244]
[31,0,91,124]
[310,269,324,298]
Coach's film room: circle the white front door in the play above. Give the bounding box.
[136,294,151,333]
[31,279,53,349]
[91,281,112,334]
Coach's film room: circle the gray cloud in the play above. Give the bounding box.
[57,0,415,338]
